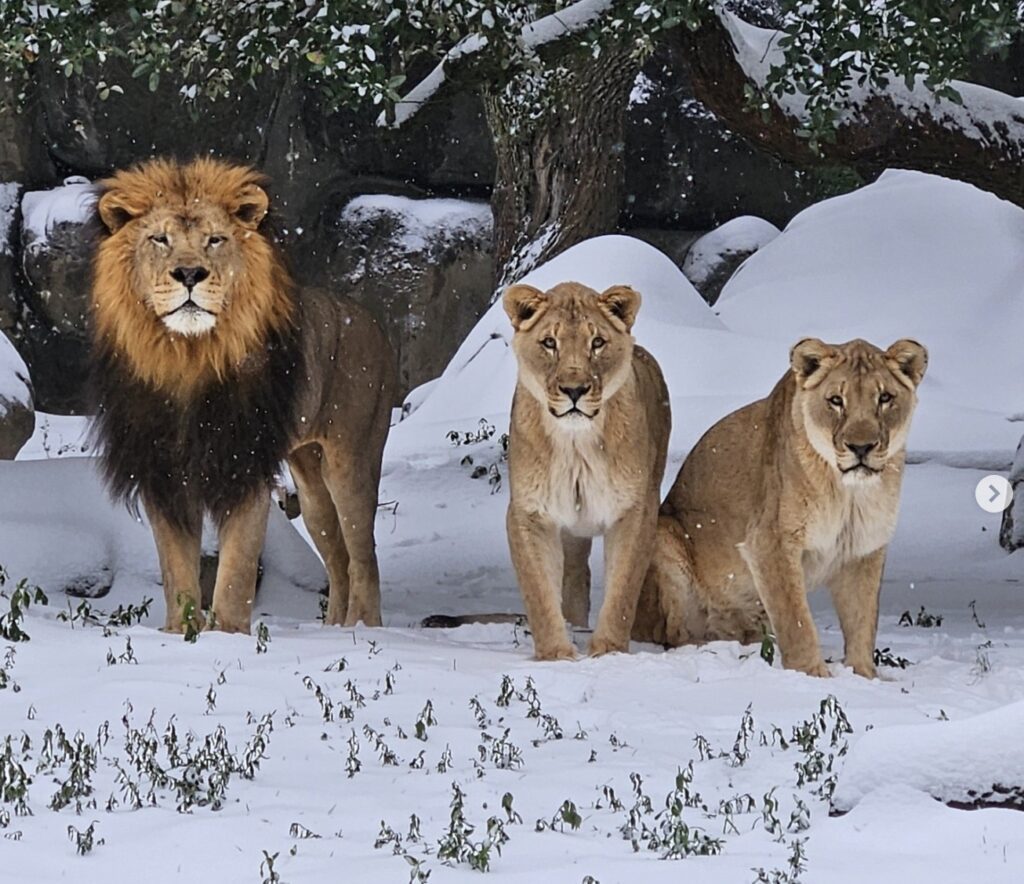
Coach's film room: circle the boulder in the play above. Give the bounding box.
[682,216,780,305]
[0,330,34,459]
[316,194,494,395]
[1000,434,1024,552]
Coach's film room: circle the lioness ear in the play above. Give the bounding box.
[503,284,548,331]
[97,189,145,233]
[231,183,269,229]
[597,285,641,332]
[790,337,836,388]
[885,339,928,388]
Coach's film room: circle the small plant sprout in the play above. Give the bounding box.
[873,647,911,669]
[289,822,321,839]
[345,730,362,778]
[760,623,776,665]
[260,850,280,884]
[180,600,200,643]
[255,621,270,654]
[536,799,583,833]
[67,821,104,855]
[969,599,986,629]
[729,704,756,766]
[501,792,523,825]
[0,576,48,642]
[899,606,944,628]
[414,700,437,741]
[496,674,515,707]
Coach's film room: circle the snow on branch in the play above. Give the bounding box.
[377,0,614,128]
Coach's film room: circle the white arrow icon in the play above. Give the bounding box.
[976,475,1013,514]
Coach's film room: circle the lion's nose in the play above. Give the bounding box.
[171,266,210,289]
[560,385,591,404]
[846,442,876,461]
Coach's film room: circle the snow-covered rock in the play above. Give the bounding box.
[833,701,1024,812]
[682,215,780,303]
[0,330,33,459]
[321,194,494,394]
[0,181,21,334]
[20,177,98,336]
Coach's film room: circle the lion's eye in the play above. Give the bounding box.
[592,337,606,351]
[207,234,226,248]
[149,234,169,246]
[541,337,557,351]
[827,395,844,408]
[879,392,894,405]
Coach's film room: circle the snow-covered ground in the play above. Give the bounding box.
[1,171,1023,881]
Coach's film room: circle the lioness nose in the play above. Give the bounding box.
[560,385,591,404]
[171,266,210,289]
[847,442,876,460]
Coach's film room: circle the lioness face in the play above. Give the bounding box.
[791,337,928,484]
[503,282,640,428]
[97,174,269,338]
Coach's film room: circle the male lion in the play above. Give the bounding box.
[90,158,396,634]
[633,338,927,678]
[503,281,671,660]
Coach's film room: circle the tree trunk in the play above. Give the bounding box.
[484,43,640,288]
[677,11,1024,210]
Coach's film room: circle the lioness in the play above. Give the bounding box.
[633,337,927,677]
[503,281,671,660]
[91,158,396,634]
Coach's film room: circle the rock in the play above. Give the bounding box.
[317,194,494,395]
[999,435,1024,552]
[0,181,22,335]
[0,330,34,459]
[682,216,780,305]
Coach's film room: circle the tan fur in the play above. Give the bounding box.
[634,338,927,678]
[94,158,396,633]
[503,281,671,660]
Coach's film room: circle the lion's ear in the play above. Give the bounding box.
[790,337,836,388]
[98,189,145,233]
[231,183,269,229]
[503,284,548,331]
[597,285,641,332]
[885,338,928,388]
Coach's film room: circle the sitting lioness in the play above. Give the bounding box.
[503,281,671,660]
[633,337,927,678]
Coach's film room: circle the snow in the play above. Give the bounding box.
[340,194,492,254]
[0,181,19,255]
[2,171,1024,880]
[0,330,31,413]
[682,215,780,290]
[20,176,97,251]
[832,701,1024,813]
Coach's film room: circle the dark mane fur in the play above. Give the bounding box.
[89,308,304,535]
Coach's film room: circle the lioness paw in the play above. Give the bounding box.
[534,642,577,662]
[588,634,629,657]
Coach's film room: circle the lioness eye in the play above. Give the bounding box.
[541,337,557,350]
[207,234,226,247]
[149,234,169,246]
[879,392,894,404]
[592,337,606,350]
[827,395,844,407]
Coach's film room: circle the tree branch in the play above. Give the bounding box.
[679,9,1024,208]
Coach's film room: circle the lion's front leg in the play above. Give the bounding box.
[744,537,828,677]
[561,532,592,629]
[828,548,886,679]
[590,502,658,656]
[210,492,271,634]
[145,500,204,634]
[507,507,575,661]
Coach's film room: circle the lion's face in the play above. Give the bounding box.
[790,337,928,484]
[119,200,257,337]
[92,158,292,395]
[503,281,639,428]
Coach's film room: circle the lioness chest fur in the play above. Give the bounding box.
[503,281,671,660]
[634,337,927,678]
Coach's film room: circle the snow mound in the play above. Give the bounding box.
[682,215,780,290]
[0,331,31,414]
[833,701,1024,813]
[20,176,97,250]
[340,194,491,253]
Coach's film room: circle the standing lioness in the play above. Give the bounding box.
[504,281,671,660]
[633,337,927,677]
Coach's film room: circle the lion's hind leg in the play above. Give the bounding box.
[633,515,706,647]
[288,443,351,624]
